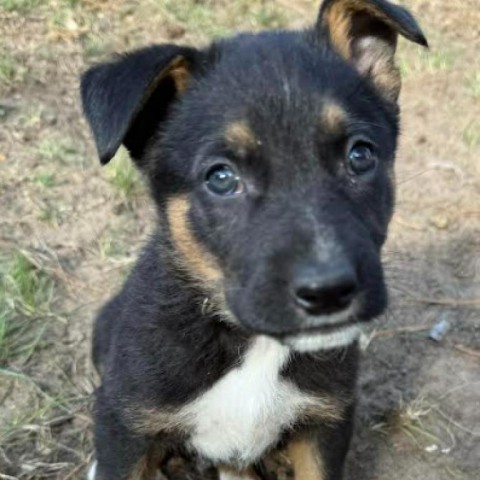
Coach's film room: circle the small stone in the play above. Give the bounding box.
[429,319,451,342]
[430,215,449,230]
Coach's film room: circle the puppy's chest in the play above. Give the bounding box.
[181,337,320,465]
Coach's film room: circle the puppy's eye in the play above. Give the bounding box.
[205,165,243,196]
[347,141,377,175]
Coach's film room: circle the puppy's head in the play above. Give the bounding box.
[81,0,427,351]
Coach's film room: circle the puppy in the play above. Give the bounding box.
[81,1,427,479]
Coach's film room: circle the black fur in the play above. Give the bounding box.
[81,1,427,479]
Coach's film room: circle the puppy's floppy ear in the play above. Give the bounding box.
[81,45,198,165]
[317,0,428,102]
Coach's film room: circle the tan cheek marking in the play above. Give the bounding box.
[287,437,325,480]
[225,121,257,154]
[167,195,222,283]
[320,101,347,135]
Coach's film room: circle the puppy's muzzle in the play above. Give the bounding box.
[293,262,357,315]
[290,259,358,329]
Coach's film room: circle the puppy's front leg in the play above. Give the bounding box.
[91,390,161,480]
[287,436,326,480]
[286,408,354,480]
[218,466,259,480]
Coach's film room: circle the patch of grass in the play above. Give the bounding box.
[161,0,231,38]
[17,105,43,129]
[106,147,141,202]
[398,33,456,78]
[37,137,78,164]
[0,52,28,90]
[8,253,53,312]
[372,396,445,449]
[38,202,63,225]
[241,2,287,29]
[422,49,455,71]
[0,399,92,480]
[33,172,57,188]
[463,122,480,149]
[0,54,17,86]
[0,0,44,14]
[400,49,455,77]
[469,71,480,99]
[0,252,55,367]
[156,0,287,40]
[82,33,110,60]
[0,380,88,464]
[98,234,124,260]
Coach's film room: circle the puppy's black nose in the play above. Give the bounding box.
[293,264,357,316]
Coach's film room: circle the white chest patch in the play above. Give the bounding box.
[182,336,316,466]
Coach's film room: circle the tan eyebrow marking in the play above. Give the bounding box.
[320,100,347,134]
[225,121,257,152]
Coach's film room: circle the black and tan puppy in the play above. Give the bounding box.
[81,1,427,479]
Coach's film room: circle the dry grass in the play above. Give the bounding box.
[0,252,56,367]
[0,0,44,14]
[105,147,142,205]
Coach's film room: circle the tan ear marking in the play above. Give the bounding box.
[320,0,411,102]
[167,195,222,283]
[169,56,191,93]
[324,1,354,59]
[324,0,400,60]
[138,55,191,114]
[358,44,401,102]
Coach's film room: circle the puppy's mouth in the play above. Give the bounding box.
[278,301,363,352]
[281,321,363,352]
[224,288,365,351]
[279,318,356,336]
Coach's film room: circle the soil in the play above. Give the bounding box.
[0,1,478,479]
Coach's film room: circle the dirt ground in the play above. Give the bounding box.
[0,1,479,479]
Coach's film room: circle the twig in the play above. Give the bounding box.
[43,414,75,427]
[62,452,94,480]
[453,344,480,358]
[407,297,480,307]
[277,0,310,15]
[372,324,432,339]
[434,407,480,437]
